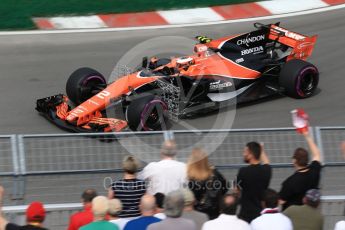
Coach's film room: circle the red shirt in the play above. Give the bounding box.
[67,205,93,230]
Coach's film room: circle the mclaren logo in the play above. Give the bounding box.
[273,26,306,40]
[237,34,265,47]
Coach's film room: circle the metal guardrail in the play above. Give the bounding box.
[3,203,82,213]
[5,127,338,176]
[4,127,322,174]
[315,126,345,163]
[17,131,165,175]
[16,127,308,175]
[0,135,18,176]
[3,203,83,230]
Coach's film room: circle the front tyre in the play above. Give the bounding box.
[126,95,169,131]
[66,67,106,105]
[279,59,319,99]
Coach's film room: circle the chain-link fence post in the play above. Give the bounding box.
[12,135,26,203]
[10,135,19,176]
[314,126,325,164]
[10,135,21,202]
[17,135,26,175]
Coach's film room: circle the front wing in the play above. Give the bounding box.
[36,95,128,133]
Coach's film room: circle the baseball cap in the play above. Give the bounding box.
[26,201,45,222]
[305,189,321,202]
[182,188,195,206]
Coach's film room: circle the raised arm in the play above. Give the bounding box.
[260,143,270,165]
[303,131,321,162]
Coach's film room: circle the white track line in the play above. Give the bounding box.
[257,0,328,14]
[0,3,344,36]
[49,16,107,29]
[158,8,224,24]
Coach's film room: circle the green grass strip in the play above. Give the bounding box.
[0,0,258,30]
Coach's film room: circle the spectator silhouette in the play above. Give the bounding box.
[148,190,196,230]
[202,193,250,230]
[67,189,97,230]
[250,188,293,230]
[80,196,118,230]
[279,131,322,210]
[181,188,209,230]
[124,194,161,230]
[153,193,166,220]
[108,199,129,230]
[333,142,345,230]
[108,155,146,218]
[236,142,271,223]
[283,189,323,230]
[187,148,227,219]
[138,140,186,195]
[0,186,48,230]
[334,207,345,230]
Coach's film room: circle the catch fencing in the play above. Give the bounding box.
[0,127,344,229]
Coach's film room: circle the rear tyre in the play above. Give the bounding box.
[66,67,106,105]
[126,94,169,131]
[279,59,319,99]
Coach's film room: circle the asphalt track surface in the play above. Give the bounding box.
[0,7,345,134]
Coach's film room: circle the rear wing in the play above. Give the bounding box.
[268,24,318,61]
[195,22,317,61]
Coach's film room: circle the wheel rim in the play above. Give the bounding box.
[140,99,168,131]
[79,75,106,102]
[296,67,318,97]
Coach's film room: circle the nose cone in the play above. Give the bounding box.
[66,113,78,122]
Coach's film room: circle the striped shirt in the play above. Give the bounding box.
[111,179,146,218]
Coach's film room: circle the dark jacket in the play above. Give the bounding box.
[188,168,228,219]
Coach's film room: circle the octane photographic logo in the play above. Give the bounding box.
[105,36,237,163]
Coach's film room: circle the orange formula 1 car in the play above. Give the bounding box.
[36,22,319,132]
